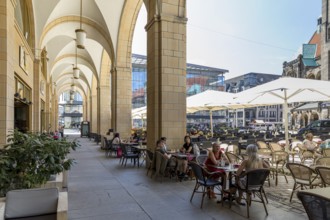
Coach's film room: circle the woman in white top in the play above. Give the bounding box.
[112,133,121,145]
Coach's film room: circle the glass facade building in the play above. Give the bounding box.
[132,54,228,109]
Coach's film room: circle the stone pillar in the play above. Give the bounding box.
[96,85,101,134]
[99,84,111,135]
[91,93,97,133]
[83,99,88,121]
[321,0,330,80]
[111,67,131,139]
[0,0,16,145]
[45,83,51,132]
[54,96,58,131]
[33,59,41,132]
[145,0,187,149]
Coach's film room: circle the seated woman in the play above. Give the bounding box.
[303,133,322,158]
[130,132,139,143]
[235,144,269,205]
[180,135,194,154]
[111,133,121,145]
[204,142,226,199]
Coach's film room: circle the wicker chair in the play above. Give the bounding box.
[323,148,330,157]
[256,141,272,156]
[195,155,208,166]
[225,152,243,164]
[269,142,284,152]
[315,166,330,187]
[297,190,330,220]
[145,149,154,176]
[315,156,330,166]
[296,144,316,164]
[236,169,270,218]
[269,151,288,186]
[286,163,322,202]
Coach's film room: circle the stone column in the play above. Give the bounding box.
[33,59,41,132]
[45,83,51,132]
[111,67,131,139]
[91,93,97,133]
[99,84,111,135]
[83,99,88,121]
[145,0,187,149]
[0,0,16,145]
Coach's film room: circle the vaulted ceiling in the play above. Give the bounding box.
[31,0,143,98]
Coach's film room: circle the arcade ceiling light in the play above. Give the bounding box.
[75,0,86,49]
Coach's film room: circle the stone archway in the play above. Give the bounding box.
[112,0,143,139]
[310,111,319,122]
[306,73,315,79]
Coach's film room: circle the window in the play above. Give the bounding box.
[15,77,31,102]
[15,0,32,47]
[321,121,330,127]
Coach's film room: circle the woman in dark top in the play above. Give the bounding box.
[180,135,194,154]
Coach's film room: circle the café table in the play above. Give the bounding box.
[171,152,196,161]
[131,145,147,166]
[300,187,330,199]
[215,165,239,205]
[216,165,239,188]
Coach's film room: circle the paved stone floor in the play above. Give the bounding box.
[66,133,308,220]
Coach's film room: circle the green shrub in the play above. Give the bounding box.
[0,130,78,197]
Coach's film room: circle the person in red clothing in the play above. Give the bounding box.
[204,142,226,198]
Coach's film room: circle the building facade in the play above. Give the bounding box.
[58,91,83,129]
[282,15,329,129]
[132,54,228,109]
[1,0,190,148]
[225,72,282,127]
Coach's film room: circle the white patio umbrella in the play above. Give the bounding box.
[235,77,330,150]
[187,90,243,136]
[132,106,147,128]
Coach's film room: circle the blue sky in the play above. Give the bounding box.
[132,0,321,79]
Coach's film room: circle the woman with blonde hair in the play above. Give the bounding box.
[235,144,269,205]
[204,142,226,198]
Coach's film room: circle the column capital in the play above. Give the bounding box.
[113,66,131,73]
[145,14,187,31]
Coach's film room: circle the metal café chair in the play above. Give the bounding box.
[315,166,330,187]
[189,162,224,208]
[286,163,322,202]
[297,190,330,220]
[236,168,270,218]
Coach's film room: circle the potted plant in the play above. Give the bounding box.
[0,130,78,197]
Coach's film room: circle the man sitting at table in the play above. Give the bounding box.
[156,139,172,159]
[160,137,169,152]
